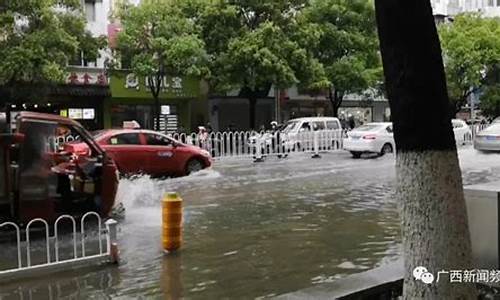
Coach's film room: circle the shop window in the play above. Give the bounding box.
[109,133,141,145]
[85,1,96,22]
[145,133,172,146]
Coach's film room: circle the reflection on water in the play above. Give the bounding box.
[1,148,500,299]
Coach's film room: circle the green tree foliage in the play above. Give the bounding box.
[0,0,105,105]
[301,0,381,117]
[116,0,209,130]
[480,85,500,118]
[439,13,500,115]
[192,0,328,129]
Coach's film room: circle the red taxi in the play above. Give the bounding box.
[65,123,212,177]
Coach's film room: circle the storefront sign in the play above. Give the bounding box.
[125,73,140,89]
[124,73,185,93]
[65,108,95,120]
[68,108,83,119]
[110,71,200,99]
[83,108,95,120]
[161,105,171,115]
[67,71,108,85]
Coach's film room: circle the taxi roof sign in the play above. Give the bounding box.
[123,120,141,129]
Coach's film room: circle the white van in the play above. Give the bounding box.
[281,117,343,151]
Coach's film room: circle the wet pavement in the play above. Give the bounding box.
[1,147,500,299]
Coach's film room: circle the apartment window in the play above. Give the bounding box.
[85,1,96,22]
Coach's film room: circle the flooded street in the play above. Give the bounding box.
[1,147,500,299]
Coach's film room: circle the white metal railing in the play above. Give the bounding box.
[169,124,492,159]
[470,124,489,140]
[170,129,347,159]
[0,213,118,282]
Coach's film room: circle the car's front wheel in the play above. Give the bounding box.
[186,158,204,175]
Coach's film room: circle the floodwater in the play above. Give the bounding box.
[1,147,500,299]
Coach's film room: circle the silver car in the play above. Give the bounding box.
[474,123,500,151]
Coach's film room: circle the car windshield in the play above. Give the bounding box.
[353,124,382,132]
[282,121,299,132]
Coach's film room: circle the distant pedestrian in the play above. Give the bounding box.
[197,126,208,150]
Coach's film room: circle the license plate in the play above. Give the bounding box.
[486,136,497,140]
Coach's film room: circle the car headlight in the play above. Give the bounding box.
[201,150,210,157]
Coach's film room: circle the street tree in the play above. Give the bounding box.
[194,0,327,129]
[302,0,382,117]
[480,85,500,119]
[116,0,210,130]
[439,13,500,115]
[375,0,476,298]
[0,0,105,106]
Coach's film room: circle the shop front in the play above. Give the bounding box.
[107,71,207,133]
[281,88,390,127]
[5,67,109,131]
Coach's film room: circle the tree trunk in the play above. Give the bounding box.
[154,95,160,131]
[249,95,257,130]
[334,90,343,118]
[328,87,344,117]
[328,87,340,117]
[148,76,162,131]
[375,0,476,299]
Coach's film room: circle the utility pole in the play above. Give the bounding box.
[274,87,280,123]
[470,90,475,120]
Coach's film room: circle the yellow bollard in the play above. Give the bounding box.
[162,192,183,253]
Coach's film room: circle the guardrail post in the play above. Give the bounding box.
[0,222,22,268]
[105,219,119,264]
[312,131,321,159]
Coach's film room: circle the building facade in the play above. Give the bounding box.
[108,71,208,133]
[208,86,390,131]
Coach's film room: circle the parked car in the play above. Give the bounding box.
[1,112,119,223]
[474,123,500,152]
[343,122,395,158]
[280,117,343,151]
[452,119,472,145]
[66,126,213,177]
